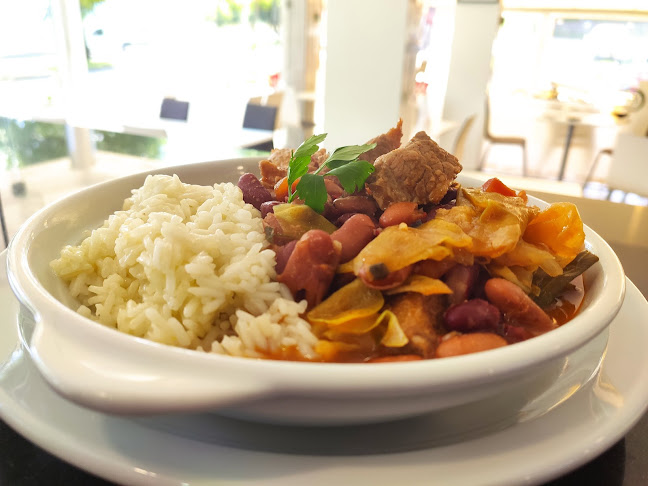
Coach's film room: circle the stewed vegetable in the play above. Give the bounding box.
[237,122,598,362]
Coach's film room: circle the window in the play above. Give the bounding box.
[491,10,648,109]
[0,1,60,108]
[1,0,285,170]
[79,0,284,131]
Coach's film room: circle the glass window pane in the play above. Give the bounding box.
[0,117,68,169]
[80,0,284,157]
[0,1,62,116]
[92,129,166,160]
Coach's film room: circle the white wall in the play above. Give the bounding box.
[441,1,501,168]
[322,0,409,150]
[417,1,457,138]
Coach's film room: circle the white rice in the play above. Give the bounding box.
[50,174,319,359]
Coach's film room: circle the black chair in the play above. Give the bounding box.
[243,103,278,130]
[242,103,278,152]
[160,98,190,121]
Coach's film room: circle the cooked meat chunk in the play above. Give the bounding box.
[366,131,462,210]
[257,161,286,192]
[386,293,445,358]
[259,149,290,190]
[258,147,328,190]
[360,119,403,164]
[311,147,329,168]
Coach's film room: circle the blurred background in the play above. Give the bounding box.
[1,0,648,244]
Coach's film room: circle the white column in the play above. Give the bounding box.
[280,0,324,148]
[441,0,501,168]
[322,0,409,150]
[51,0,96,169]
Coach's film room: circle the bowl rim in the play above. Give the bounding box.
[5,158,627,408]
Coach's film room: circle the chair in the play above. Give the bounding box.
[479,96,528,176]
[583,132,648,198]
[586,120,648,189]
[242,103,278,131]
[586,147,613,183]
[248,92,284,129]
[451,114,476,162]
[160,98,190,121]
[242,103,278,152]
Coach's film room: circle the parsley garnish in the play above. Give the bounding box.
[287,134,377,213]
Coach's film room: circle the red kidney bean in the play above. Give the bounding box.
[323,198,339,222]
[444,264,480,305]
[330,214,376,263]
[328,271,357,293]
[238,173,274,210]
[436,332,508,358]
[262,212,293,246]
[379,202,426,228]
[324,177,345,200]
[444,299,501,333]
[414,259,456,279]
[334,212,355,226]
[501,324,535,344]
[332,195,379,217]
[273,240,297,274]
[334,212,379,227]
[277,230,341,308]
[484,278,556,335]
[260,200,281,218]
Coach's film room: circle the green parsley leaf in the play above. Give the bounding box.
[287,155,311,201]
[294,133,328,159]
[288,133,328,202]
[294,173,328,214]
[326,159,376,194]
[286,136,377,213]
[317,143,377,173]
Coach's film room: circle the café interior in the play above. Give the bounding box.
[2,2,648,484]
[1,0,647,291]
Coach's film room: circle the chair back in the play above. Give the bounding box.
[243,103,278,131]
[452,114,476,162]
[160,98,190,121]
[605,133,648,196]
[483,96,492,138]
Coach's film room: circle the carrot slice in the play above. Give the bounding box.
[482,177,517,197]
[274,177,301,201]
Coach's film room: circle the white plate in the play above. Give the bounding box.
[2,250,648,486]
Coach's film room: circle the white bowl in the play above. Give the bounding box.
[6,158,626,425]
